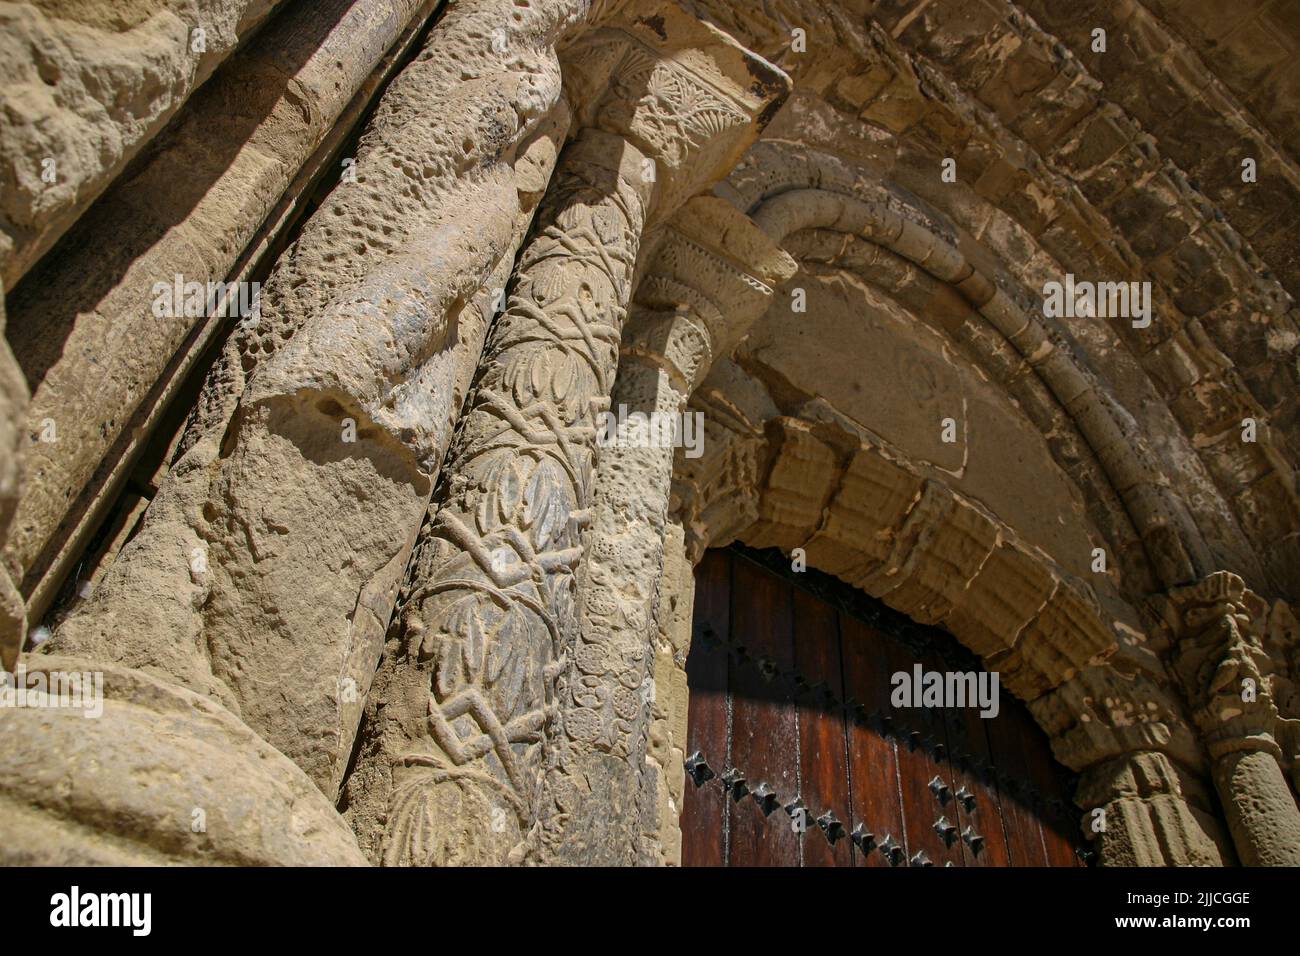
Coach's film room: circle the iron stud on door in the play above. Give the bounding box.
[685,752,715,787]
[750,782,780,816]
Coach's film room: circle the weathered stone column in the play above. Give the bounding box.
[0,0,287,289]
[45,0,583,796]
[1164,571,1300,866]
[345,4,789,865]
[1074,750,1231,866]
[542,197,795,864]
[6,0,441,623]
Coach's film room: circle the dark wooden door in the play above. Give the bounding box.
[681,546,1087,867]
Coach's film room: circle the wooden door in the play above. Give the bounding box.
[680,546,1087,867]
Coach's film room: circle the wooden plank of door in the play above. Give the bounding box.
[1008,699,1084,866]
[982,693,1051,866]
[681,549,731,867]
[889,644,969,867]
[839,613,909,867]
[791,586,853,866]
[727,554,801,867]
[937,680,1013,867]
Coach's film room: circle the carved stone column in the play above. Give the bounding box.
[542,197,795,864]
[44,0,581,796]
[1074,750,1231,866]
[345,5,789,866]
[1163,572,1300,866]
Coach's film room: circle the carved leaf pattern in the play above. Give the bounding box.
[393,128,653,863]
[524,457,570,551]
[502,347,594,422]
[476,456,525,534]
[431,596,539,727]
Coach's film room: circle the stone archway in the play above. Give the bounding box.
[659,405,1230,866]
[2,0,1297,871]
[617,145,1299,867]
[636,168,1272,867]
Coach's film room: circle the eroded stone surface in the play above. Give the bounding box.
[45,0,577,799]
[0,655,367,865]
[5,0,440,616]
[0,0,284,289]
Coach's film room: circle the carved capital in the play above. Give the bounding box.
[1162,571,1281,760]
[625,196,797,387]
[562,1,790,220]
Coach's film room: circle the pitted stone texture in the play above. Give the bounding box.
[45,0,576,799]
[0,656,367,865]
[0,0,283,289]
[6,0,438,622]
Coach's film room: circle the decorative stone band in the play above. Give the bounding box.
[677,414,1117,704]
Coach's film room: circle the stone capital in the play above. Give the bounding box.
[1161,571,1281,760]
[624,196,797,388]
[561,0,790,220]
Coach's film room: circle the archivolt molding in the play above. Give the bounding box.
[752,185,1220,593]
[666,395,1236,865]
[691,413,1119,703]
[689,0,1300,599]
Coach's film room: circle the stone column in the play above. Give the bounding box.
[45,0,583,797]
[345,4,789,865]
[6,0,441,624]
[1,0,589,865]
[1074,751,1231,866]
[542,197,795,864]
[1164,571,1300,866]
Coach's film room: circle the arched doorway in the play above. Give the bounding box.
[681,545,1087,867]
